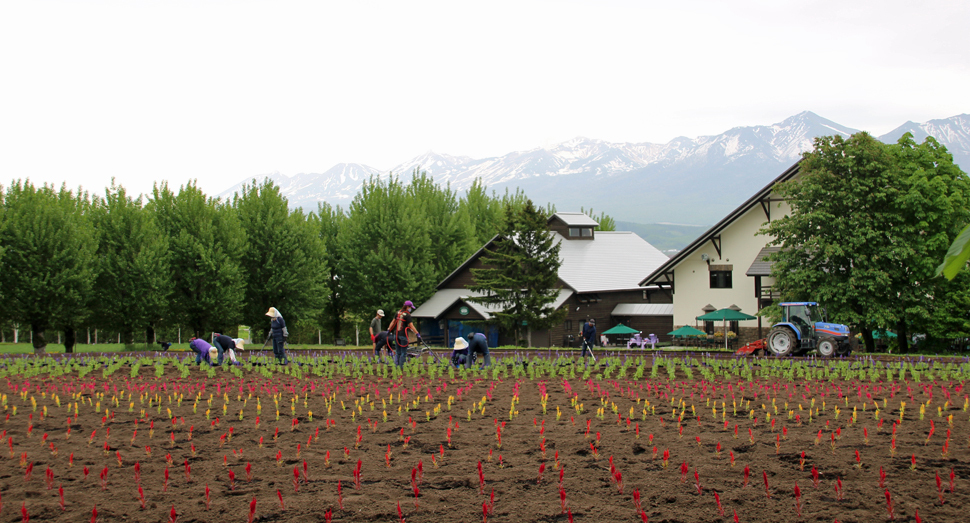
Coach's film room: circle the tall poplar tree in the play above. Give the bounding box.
[469,200,566,347]
[91,182,170,347]
[234,179,328,341]
[0,181,97,352]
[148,182,246,337]
[316,202,346,340]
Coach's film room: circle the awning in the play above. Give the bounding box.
[746,246,780,277]
[611,303,674,316]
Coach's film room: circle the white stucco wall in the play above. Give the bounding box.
[672,197,791,327]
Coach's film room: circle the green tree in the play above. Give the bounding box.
[234,179,328,341]
[762,132,970,352]
[338,175,435,318]
[458,179,506,246]
[91,181,170,347]
[579,207,616,231]
[469,199,566,347]
[407,170,477,283]
[316,202,346,340]
[0,181,97,353]
[148,181,246,337]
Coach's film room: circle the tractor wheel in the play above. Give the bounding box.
[817,337,837,357]
[766,327,796,357]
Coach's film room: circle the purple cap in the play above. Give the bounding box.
[404,300,414,309]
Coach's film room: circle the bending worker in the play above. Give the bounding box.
[188,337,214,366]
[212,332,236,366]
[465,332,492,369]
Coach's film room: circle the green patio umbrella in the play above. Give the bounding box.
[872,330,897,339]
[695,308,758,350]
[668,325,707,337]
[602,323,640,335]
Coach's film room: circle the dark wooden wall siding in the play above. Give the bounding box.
[441,300,488,321]
[443,257,488,289]
[547,219,570,238]
[546,288,672,347]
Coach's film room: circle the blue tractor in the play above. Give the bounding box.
[766,302,851,357]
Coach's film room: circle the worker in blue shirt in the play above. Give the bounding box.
[465,332,492,369]
[580,318,597,362]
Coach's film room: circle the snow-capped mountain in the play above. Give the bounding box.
[217,112,968,225]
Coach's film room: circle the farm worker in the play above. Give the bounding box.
[373,330,392,362]
[386,300,420,366]
[580,318,597,359]
[465,332,492,369]
[370,309,385,350]
[211,332,236,366]
[188,337,214,366]
[264,307,288,365]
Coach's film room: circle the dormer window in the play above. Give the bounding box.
[568,226,594,239]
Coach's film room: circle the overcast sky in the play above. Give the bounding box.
[2,0,968,199]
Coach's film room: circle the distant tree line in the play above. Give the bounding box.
[0,171,615,352]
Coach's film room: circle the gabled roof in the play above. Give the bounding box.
[411,288,574,320]
[555,231,668,293]
[437,234,501,290]
[639,161,801,286]
[549,212,600,227]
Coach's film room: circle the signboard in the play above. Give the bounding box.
[459,306,469,316]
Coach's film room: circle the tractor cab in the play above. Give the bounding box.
[767,302,851,357]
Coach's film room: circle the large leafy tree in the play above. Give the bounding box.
[316,202,346,340]
[407,170,478,283]
[458,179,506,247]
[91,182,171,347]
[763,132,970,352]
[469,199,566,347]
[0,181,97,353]
[148,182,246,337]
[338,175,436,318]
[233,179,328,341]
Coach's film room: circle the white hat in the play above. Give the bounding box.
[453,337,468,350]
[265,307,278,318]
[234,339,245,351]
[377,309,385,317]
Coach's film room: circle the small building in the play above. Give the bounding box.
[411,212,672,347]
[638,162,800,344]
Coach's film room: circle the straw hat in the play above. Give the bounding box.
[454,337,469,351]
[235,339,245,351]
[265,307,279,318]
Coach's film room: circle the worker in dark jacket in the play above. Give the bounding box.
[373,330,392,362]
[264,307,288,365]
[581,318,597,361]
[465,332,491,369]
[212,333,236,366]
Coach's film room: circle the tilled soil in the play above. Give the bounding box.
[1,366,967,522]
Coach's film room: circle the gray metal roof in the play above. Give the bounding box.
[745,246,781,276]
[550,212,600,227]
[411,288,574,320]
[555,231,669,293]
[611,303,674,316]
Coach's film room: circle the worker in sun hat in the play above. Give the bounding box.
[385,300,420,366]
[465,332,492,369]
[263,306,288,365]
[450,336,470,367]
[370,309,385,351]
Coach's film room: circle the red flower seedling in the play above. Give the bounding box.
[560,487,568,514]
[228,469,236,491]
[763,470,770,499]
[293,466,300,493]
[793,482,802,516]
[835,477,844,501]
[45,466,54,490]
[58,485,65,510]
[693,468,701,496]
[83,466,89,480]
[337,480,344,510]
[91,505,98,523]
[303,460,309,483]
[478,461,485,494]
[885,489,895,520]
[276,450,283,467]
[730,451,736,467]
[633,489,642,513]
[138,485,146,510]
[936,470,944,504]
[879,466,886,489]
[248,496,257,523]
[21,501,28,523]
[911,454,917,470]
[278,489,285,511]
[325,450,331,468]
[743,465,750,488]
[799,451,806,471]
[203,484,211,510]
[99,467,109,491]
[397,501,405,523]
[169,505,178,523]
[714,491,724,517]
[353,459,363,490]
[680,461,689,483]
[537,462,545,484]
[184,460,191,483]
[950,467,956,493]
[854,449,862,468]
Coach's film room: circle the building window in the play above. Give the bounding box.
[569,227,580,237]
[564,320,572,332]
[710,270,732,288]
[704,321,714,335]
[581,228,593,237]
